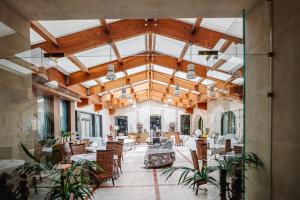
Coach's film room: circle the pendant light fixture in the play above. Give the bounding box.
[174,85,181,96]
[106,42,116,80]
[186,42,196,79]
[120,87,129,99]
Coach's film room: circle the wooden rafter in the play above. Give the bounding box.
[110,42,123,63]
[191,17,203,34]
[30,21,59,47]
[178,43,189,63]
[68,55,89,73]
[32,19,242,56]
[100,19,110,33]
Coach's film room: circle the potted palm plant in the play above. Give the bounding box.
[13,143,100,200]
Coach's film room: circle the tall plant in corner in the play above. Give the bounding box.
[13,143,99,200]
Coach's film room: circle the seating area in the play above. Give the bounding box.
[2,1,299,199]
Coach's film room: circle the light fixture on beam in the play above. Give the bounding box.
[119,88,129,99]
[106,64,116,80]
[187,42,196,79]
[186,63,196,79]
[174,85,181,96]
[106,42,116,80]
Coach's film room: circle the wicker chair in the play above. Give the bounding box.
[175,132,183,146]
[70,143,86,155]
[95,150,115,186]
[114,142,124,173]
[52,144,64,165]
[195,139,207,167]
[225,139,232,154]
[233,145,243,154]
[190,150,199,171]
[106,142,121,175]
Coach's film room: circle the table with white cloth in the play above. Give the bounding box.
[0,159,25,173]
[144,149,175,169]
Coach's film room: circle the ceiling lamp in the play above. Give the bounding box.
[106,64,116,80]
[187,63,196,79]
[186,42,196,79]
[174,85,181,96]
[120,88,129,99]
[106,42,116,80]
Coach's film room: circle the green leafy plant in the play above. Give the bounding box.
[161,166,218,195]
[14,143,101,200]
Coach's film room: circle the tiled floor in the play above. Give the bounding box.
[31,144,219,200]
[94,145,215,200]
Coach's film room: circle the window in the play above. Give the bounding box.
[221,111,236,135]
[180,115,191,135]
[60,99,69,133]
[198,117,204,132]
[37,92,54,139]
[76,111,103,138]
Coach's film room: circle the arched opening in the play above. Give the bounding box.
[221,111,236,135]
[198,117,204,133]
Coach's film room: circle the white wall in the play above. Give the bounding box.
[206,97,244,141]
[75,105,111,137]
[112,100,186,133]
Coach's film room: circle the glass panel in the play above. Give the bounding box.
[39,20,101,37]
[74,45,117,67]
[115,34,146,57]
[180,115,190,135]
[126,65,147,75]
[155,34,185,57]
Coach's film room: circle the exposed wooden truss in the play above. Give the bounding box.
[31,18,244,111]
[32,19,242,56]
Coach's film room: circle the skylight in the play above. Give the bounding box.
[106,19,121,23]
[74,45,116,68]
[81,80,98,88]
[213,39,227,51]
[152,64,174,75]
[174,71,201,83]
[231,78,244,85]
[201,79,215,86]
[184,45,211,67]
[200,18,243,38]
[56,57,80,74]
[15,48,53,68]
[218,56,242,72]
[176,18,197,24]
[207,70,232,81]
[126,65,147,75]
[0,21,15,37]
[155,34,185,57]
[38,20,101,37]
[115,34,146,57]
[30,28,45,45]
[0,59,31,75]
[152,80,168,86]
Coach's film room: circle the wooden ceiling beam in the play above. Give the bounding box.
[110,41,123,63]
[100,19,110,33]
[32,19,242,56]
[177,43,189,63]
[68,55,89,73]
[30,21,59,47]
[191,17,203,34]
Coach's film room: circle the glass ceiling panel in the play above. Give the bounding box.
[200,18,243,38]
[126,65,147,75]
[201,79,215,86]
[99,71,125,83]
[30,28,45,45]
[56,57,80,74]
[155,34,185,57]
[74,45,116,68]
[218,56,242,72]
[221,43,244,61]
[81,80,98,88]
[175,71,201,83]
[15,48,53,68]
[213,39,227,51]
[39,20,101,38]
[0,59,32,75]
[207,70,232,81]
[115,34,146,57]
[0,21,15,37]
[106,19,121,23]
[184,45,210,67]
[152,64,174,75]
[176,18,197,24]
[231,78,244,85]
